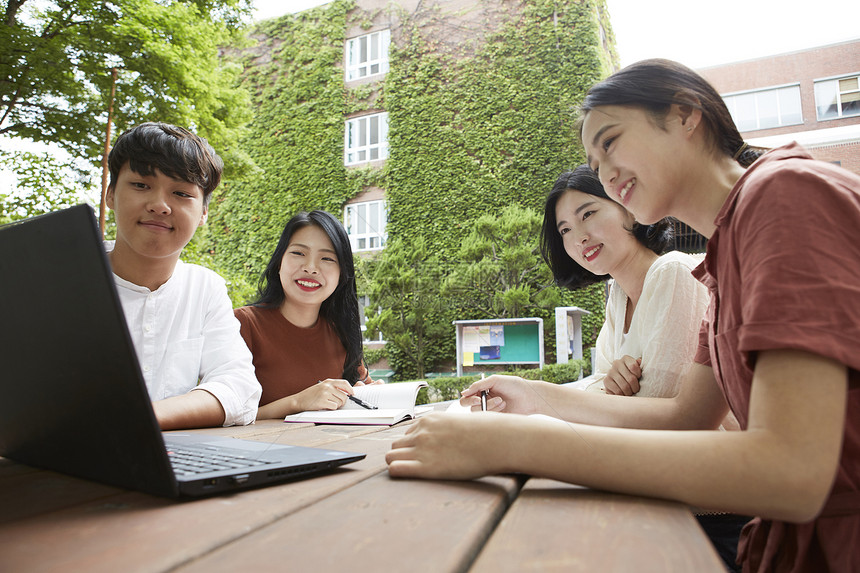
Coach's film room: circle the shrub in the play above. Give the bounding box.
[416,359,586,404]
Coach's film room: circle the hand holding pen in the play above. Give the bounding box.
[461,373,490,412]
[314,379,378,410]
[459,373,536,414]
[306,378,355,411]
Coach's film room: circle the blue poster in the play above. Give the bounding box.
[479,345,501,360]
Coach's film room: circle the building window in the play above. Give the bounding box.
[722,85,802,132]
[358,294,384,343]
[344,113,389,166]
[815,74,860,120]
[345,200,387,252]
[345,30,391,81]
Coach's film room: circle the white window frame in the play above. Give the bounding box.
[344,112,389,166]
[814,72,860,121]
[344,199,387,252]
[345,30,391,81]
[722,84,802,132]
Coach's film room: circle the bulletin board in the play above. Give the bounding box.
[453,318,544,377]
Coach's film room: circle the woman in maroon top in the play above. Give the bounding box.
[235,211,372,419]
[386,60,860,572]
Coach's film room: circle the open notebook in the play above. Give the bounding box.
[285,381,432,425]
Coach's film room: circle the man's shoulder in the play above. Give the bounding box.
[175,260,227,287]
[162,261,232,313]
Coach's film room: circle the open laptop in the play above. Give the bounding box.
[0,205,365,497]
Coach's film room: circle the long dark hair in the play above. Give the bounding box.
[580,59,765,167]
[253,211,363,384]
[540,165,673,290]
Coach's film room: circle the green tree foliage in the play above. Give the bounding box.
[441,202,606,367]
[362,236,452,380]
[209,0,616,372]
[443,204,561,318]
[0,0,253,175]
[0,148,94,223]
[208,0,360,282]
[384,0,612,257]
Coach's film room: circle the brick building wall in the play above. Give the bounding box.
[812,141,860,172]
[699,39,860,175]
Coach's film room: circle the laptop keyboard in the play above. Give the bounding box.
[166,444,277,476]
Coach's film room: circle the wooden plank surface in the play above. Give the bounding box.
[0,418,729,573]
[0,420,319,525]
[0,468,124,525]
[175,470,525,573]
[469,478,726,572]
[0,424,400,573]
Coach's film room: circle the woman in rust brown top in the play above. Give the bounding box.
[235,211,372,419]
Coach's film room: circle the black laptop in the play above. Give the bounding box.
[0,205,365,497]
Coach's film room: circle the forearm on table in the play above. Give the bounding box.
[499,415,830,522]
[505,351,846,522]
[530,379,711,430]
[256,395,301,419]
[153,389,226,430]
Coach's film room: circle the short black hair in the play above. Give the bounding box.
[540,165,674,290]
[108,122,223,205]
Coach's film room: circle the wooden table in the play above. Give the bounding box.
[0,418,725,572]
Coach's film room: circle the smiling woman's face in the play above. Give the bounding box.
[278,224,340,312]
[554,189,640,278]
[581,104,689,225]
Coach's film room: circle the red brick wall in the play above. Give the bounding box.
[700,39,860,138]
[809,141,860,173]
[698,39,860,176]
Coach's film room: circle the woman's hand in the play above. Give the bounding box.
[386,412,508,479]
[459,375,541,414]
[295,378,354,411]
[604,356,642,396]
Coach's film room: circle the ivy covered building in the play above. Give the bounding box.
[210,0,617,377]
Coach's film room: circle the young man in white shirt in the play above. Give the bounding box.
[105,122,261,429]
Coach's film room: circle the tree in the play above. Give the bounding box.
[0,0,254,175]
[363,236,452,380]
[0,148,94,223]
[442,204,562,319]
[440,204,607,367]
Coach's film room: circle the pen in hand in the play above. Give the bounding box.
[479,372,487,411]
[348,394,378,410]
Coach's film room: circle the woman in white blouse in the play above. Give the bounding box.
[540,164,709,397]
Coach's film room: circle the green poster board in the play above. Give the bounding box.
[472,323,539,364]
[454,318,544,377]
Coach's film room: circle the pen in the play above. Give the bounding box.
[318,380,378,410]
[348,394,378,410]
[480,373,487,411]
